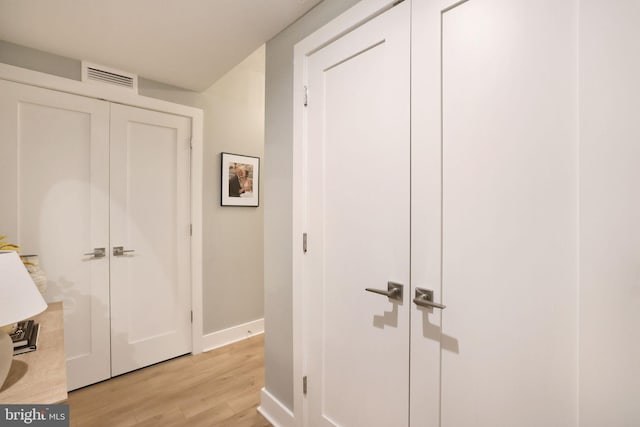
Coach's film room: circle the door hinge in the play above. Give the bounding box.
[303,233,308,253]
[191,310,193,323]
[190,224,193,236]
[303,86,308,107]
[303,376,308,395]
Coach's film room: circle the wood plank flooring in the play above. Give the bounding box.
[68,335,271,427]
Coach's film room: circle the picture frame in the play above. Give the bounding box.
[221,152,260,207]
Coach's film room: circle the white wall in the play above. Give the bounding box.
[579,1,640,425]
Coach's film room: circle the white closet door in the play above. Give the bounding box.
[304,2,411,426]
[0,79,111,390]
[109,104,192,376]
[411,0,578,425]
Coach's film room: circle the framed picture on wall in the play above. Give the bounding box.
[221,152,260,207]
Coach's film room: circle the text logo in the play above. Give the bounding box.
[1,405,68,426]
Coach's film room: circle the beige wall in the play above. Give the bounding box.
[0,40,265,336]
[201,46,265,332]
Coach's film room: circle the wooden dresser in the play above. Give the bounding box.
[0,302,67,403]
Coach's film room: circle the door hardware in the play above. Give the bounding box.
[365,282,403,301]
[83,248,106,258]
[113,246,136,256]
[413,288,446,309]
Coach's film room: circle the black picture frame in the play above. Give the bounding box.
[221,152,260,207]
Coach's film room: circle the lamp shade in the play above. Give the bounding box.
[0,251,47,326]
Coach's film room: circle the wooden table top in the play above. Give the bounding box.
[0,301,68,404]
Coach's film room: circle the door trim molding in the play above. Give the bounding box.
[0,62,204,355]
[291,0,398,424]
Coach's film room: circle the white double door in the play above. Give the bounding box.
[0,79,192,390]
[303,0,577,426]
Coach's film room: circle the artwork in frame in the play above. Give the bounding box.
[221,152,260,207]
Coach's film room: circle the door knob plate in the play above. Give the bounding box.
[414,288,446,309]
[365,282,403,301]
[113,246,135,256]
[84,248,106,258]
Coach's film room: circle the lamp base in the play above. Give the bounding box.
[0,332,12,389]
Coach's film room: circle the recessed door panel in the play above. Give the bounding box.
[109,104,191,376]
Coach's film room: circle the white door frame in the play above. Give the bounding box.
[292,1,398,425]
[0,63,205,355]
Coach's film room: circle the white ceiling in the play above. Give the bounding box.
[0,0,322,91]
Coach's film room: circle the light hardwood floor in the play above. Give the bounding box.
[68,335,271,427]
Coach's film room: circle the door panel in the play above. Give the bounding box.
[0,79,111,390]
[109,104,191,376]
[411,0,578,425]
[304,3,410,426]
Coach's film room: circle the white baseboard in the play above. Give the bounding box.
[258,388,295,427]
[202,318,264,352]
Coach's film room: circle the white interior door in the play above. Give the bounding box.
[411,0,578,425]
[0,79,111,390]
[109,104,192,376]
[303,3,410,426]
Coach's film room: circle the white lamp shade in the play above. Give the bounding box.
[0,251,47,326]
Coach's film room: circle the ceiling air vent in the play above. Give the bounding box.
[81,61,138,92]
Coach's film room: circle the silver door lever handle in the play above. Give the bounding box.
[84,248,106,258]
[413,288,446,309]
[113,246,135,256]
[365,282,403,301]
